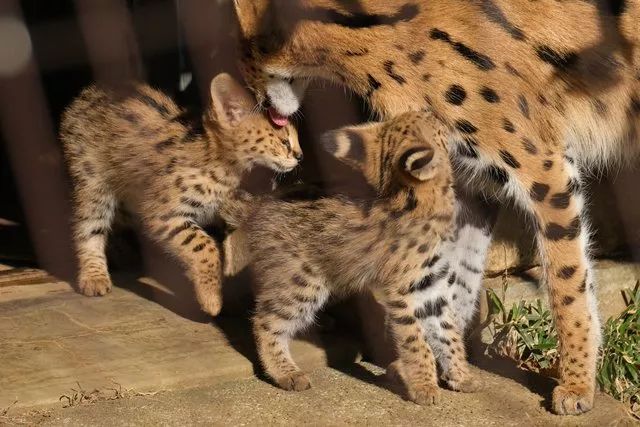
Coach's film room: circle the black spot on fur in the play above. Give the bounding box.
[480,86,500,103]
[89,227,107,236]
[383,60,406,84]
[404,188,418,212]
[392,315,416,325]
[192,243,206,252]
[578,280,587,293]
[422,255,441,269]
[562,295,576,306]
[502,118,516,133]
[181,233,197,246]
[536,45,579,71]
[180,197,204,209]
[440,321,454,330]
[429,28,496,71]
[135,92,170,117]
[479,0,526,40]
[409,263,449,293]
[550,192,571,209]
[543,159,554,170]
[461,261,482,274]
[445,85,467,106]
[592,99,608,116]
[388,300,408,309]
[486,165,509,186]
[292,274,308,287]
[518,95,530,119]
[155,137,176,152]
[522,137,538,154]
[365,73,382,97]
[558,265,577,279]
[414,297,448,318]
[323,3,419,29]
[455,119,478,134]
[544,216,581,241]
[530,182,550,202]
[454,139,479,158]
[408,50,426,64]
[500,150,521,168]
[166,221,193,240]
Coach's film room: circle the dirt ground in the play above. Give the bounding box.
[2,362,635,427]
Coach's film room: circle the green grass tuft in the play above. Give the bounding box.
[485,281,640,419]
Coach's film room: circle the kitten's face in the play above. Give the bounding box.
[208,72,302,173]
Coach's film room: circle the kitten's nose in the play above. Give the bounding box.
[294,151,304,162]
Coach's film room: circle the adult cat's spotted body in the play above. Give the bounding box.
[61,73,301,316]
[233,0,640,415]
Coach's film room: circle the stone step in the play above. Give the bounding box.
[0,273,359,408]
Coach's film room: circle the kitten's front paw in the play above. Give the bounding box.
[410,384,440,406]
[275,371,311,392]
[445,375,484,393]
[552,384,594,415]
[78,275,112,296]
[198,293,222,317]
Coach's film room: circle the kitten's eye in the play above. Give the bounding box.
[287,77,294,84]
[281,138,291,150]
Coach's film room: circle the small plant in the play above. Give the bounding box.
[485,281,640,419]
[597,282,640,419]
[485,284,558,375]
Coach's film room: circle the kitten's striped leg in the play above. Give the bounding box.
[420,302,482,392]
[383,292,440,405]
[253,272,329,391]
[417,194,496,385]
[71,181,117,296]
[146,214,224,316]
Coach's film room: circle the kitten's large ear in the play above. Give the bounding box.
[210,73,255,129]
[399,146,436,181]
[233,0,266,38]
[320,126,374,166]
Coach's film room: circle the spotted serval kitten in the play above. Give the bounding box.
[61,73,302,316]
[233,0,640,414]
[246,111,476,405]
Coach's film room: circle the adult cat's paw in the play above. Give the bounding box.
[275,371,311,392]
[552,384,594,415]
[78,275,112,296]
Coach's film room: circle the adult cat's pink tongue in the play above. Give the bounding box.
[268,107,289,127]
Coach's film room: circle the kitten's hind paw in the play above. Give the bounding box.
[78,275,112,297]
[275,371,311,392]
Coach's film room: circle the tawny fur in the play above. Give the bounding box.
[232,0,640,415]
[61,73,301,316]
[246,112,481,405]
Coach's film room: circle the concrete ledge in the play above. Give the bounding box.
[0,277,359,408]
